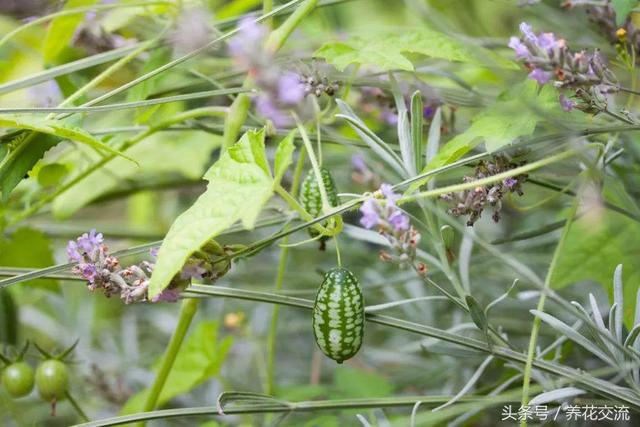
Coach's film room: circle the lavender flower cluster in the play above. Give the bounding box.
[228,18,338,128]
[360,184,421,266]
[509,22,618,112]
[440,155,527,226]
[67,230,228,304]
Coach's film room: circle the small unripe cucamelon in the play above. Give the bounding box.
[299,168,339,246]
[312,268,365,363]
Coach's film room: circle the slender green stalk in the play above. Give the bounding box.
[400,150,577,204]
[264,0,274,28]
[136,298,200,427]
[519,200,579,427]
[65,390,89,422]
[265,147,306,396]
[266,0,319,52]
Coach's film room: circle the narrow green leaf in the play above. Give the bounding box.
[0,290,18,345]
[148,129,274,298]
[43,0,99,63]
[465,295,488,335]
[0,116,136,163]
[411,91,424,173]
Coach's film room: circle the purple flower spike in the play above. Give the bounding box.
[508,36,530,59]
[278,72,305,105]
[528,68,552,85]
[559,94,576,112]
[360,199,381,229]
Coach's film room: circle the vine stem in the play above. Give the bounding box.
[265,145,306,396]
[519,199,579,427]
[135,298,200,427]
[65,390,89,422]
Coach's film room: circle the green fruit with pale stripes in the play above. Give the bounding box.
[299,168,339,240]
[312,268,365,363]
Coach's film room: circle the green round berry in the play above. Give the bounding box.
[35,360,68,402]
[2,362,35,398]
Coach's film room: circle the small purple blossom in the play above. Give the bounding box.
[180,261,207,281]
[519,22,537,43]
[351,154,368,173]
[359,184,421,266]
[76,229,103,253]
[508,36,530,59]
[151,287,182,303]
[528,68,552,84]
[67,241,82,262]
[503,177,518,189]
[559,94,576,112]
[255,95,291,127]
[278,73,305,104]
[380,183,401,205]
[359,199,381,229]
[388,210,410,231]
[79,263,98,283]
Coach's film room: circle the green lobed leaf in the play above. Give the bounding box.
[120,320,233,414]
[52,131,222,218]
[314,28,517,72]
[148,128,278,298]
[43,0,100,63]
[612,0,639,26]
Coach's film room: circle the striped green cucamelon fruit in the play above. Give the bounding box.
[299,168,339,244]
[312,267,365,363]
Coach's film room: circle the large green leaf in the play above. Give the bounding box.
[148,129,294,298]
[52,131,222,218]
[0,228,58,291]
[408,82,558,192]
[43,0,99,63]
[314,28,516,72]
[0,133,58,201]
[332,367,393,399]
[120,320,233,414]
[552,182,640,327]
